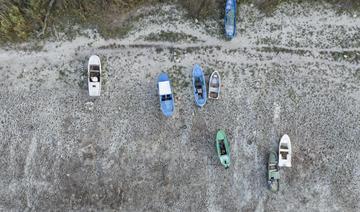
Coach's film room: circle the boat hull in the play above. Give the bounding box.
[158,72,175,117]
[216,130,230,168]
[278,134,292,167]
[268,151,280,192]
[192,64,207,107]
[224,0,237,39]
[88,55,101,97]
[208,71,221,99]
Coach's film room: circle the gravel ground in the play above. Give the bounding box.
[0,3,359,212]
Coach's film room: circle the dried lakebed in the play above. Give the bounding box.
[0,3,359,212]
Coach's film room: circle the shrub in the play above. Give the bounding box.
[0,5,29,41]
[179,0,221,19]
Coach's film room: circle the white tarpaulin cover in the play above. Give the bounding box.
[159,81,171,95]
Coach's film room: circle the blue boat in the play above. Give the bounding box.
[224,0,236,39]
[158,72,175,117]
[192,64,207,107]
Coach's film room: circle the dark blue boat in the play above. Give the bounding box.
[192,64,207,107]
[158,73,175,117]
[224,0,236,39]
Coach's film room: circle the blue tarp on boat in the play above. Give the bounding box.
[224,0,236,39]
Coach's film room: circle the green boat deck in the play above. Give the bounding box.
[216,130,231,168]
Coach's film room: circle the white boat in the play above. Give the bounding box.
[208,71,221,99]
[88,55,101,96]
[278,134,292,167]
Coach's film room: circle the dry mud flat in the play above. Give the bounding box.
[0,3,360,212]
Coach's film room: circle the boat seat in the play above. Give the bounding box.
[197,88,203,95]
[209,87,218,93]
[280,152,288,159]
[90,76,98,82]
[269,164,276,170]
[210,92,218,98]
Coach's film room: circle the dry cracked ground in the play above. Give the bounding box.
[0,3,360,212]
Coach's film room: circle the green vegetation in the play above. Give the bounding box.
[168,65,189,95]
[0,4,31,42]
[179,0,224,19]
[288,87,300,104]
[354,68,360,81]
[144,31,201,43]
[0,0,359,43]
[326,51,360,63]
[258,46,309,55]
[0,0,164,43]
[240,0,360,15]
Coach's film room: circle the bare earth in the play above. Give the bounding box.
[0,3,359,212]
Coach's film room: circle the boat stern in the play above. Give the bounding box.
[268,179,279,192]
[161,100,174,117]
[88,82,101,96]
[195,98,206,107]
[221,155,230,168]
[279,158,292,167]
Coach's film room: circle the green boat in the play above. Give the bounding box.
[216,130,230,169]
[268,151,280,192]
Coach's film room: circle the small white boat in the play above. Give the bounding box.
[88,55,101,96]
[278,134,292,167]
[208,71,221,99]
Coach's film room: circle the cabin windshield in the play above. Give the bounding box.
[280,144,288,149]
[90,65,100,71]
[219,140,227,155]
